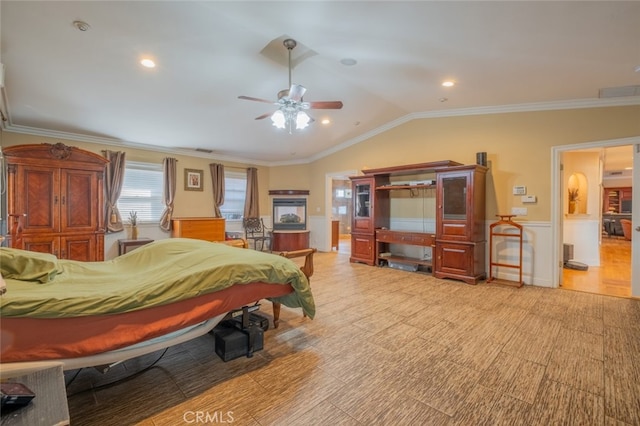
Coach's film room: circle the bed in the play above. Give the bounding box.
[0,238,315,369]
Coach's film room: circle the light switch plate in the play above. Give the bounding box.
[513,186,526,195]
[521,195,537,203]
[511,207,528,216]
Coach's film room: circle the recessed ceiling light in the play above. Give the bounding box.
[140,58,156,68]
[321,118,331,125]
[340,58,357,66]
[442,81,455,87]
[439,97,448,102]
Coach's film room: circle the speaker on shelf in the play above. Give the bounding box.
[476,152,487,167]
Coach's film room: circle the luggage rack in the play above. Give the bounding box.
[487,215,524,287]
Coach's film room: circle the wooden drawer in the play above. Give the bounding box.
[171,217,225,241]
[376,229,434,246]
[411,234,435,246]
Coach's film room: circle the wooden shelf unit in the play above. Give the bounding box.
[376,229,435,270]
[351,160,488,285]
[487,215,524,287]
[603,187,632,214]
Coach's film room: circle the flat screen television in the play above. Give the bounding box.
[621,199,632,213]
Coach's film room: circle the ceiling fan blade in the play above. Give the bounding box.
[238,95,274,104]
[255,112,272,120]
[288,84,306,102]
[307,101,344,109]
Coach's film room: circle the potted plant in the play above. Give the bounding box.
[568,188,579,214]
[129,211,138,239]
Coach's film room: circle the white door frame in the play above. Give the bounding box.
[632,143,639,296]
[325,170,358,252]
[551,136,639,295]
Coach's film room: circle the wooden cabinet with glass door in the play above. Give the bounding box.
[349,175,389,265]
[434,164,487,284]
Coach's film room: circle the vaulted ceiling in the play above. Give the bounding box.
[1,1,639,165]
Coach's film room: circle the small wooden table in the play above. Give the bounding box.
[118,238,154,255]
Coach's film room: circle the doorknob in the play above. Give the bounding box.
[636,226,640,232]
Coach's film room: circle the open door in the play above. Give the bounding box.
[632,143,639,297]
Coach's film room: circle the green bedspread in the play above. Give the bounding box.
[0,238,315,319]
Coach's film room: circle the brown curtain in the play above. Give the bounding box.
[209,163,225,218]
[103,150,126,233]
[159,157,177,231]
[244,167,259,218]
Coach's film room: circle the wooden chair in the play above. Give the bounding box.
[242,217,271,251]
[272,248,316,328]
[620,219,632,241]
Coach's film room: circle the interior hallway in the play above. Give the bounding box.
[561,237,631,298]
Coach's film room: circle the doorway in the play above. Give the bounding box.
[552,137,638,297]
[325,170,357,255]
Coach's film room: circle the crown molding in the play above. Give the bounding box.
[2,124,274,167]
[4,97,639,167]
[308,97,640,162]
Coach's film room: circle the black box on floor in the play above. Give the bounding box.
[213,321,264,362]
[231,312,269,332]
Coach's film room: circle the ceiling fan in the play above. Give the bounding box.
[238,38,343,133]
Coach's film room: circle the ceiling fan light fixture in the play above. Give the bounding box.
[296,111,311,129]
[271,110,286,129]
[239,37,343,133]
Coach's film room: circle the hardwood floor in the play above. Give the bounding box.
[562,237,631,297]
[66,246,640,425]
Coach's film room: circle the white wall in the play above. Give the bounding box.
[562,218,601,266]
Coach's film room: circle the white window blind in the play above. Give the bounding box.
[220,170,246,221]
[117,161,164,223]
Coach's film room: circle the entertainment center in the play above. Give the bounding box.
[349,160,488,284]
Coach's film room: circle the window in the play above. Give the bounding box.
[117,161,164,223]
[220,170,246,221]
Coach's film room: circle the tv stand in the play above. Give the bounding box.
[376,229,435,271]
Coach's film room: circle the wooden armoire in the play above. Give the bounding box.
[5,143,108,261]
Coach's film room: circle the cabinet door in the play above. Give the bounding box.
[60,234,97,261]
[435,242,472,275]
[21,235,60,257]
[350,234,374,265]
[434,241,485,284]
[437,171,470,241]
[352,179,373,233]
[16,166,60,234]
[60,169,101,233]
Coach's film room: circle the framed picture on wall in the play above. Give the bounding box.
[184,168,203,191]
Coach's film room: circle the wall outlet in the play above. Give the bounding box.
[511,207,528,216]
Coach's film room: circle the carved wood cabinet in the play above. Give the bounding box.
[434,164,488,284]
[5,143,108,261]
[348,175,389,265]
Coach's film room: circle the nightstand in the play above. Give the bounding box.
[118,238,154,255]
[0,362,70,425]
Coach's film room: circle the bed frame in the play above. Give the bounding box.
[1,243,316,371]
